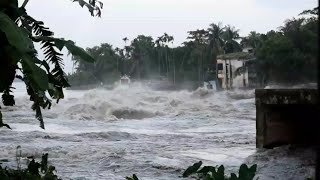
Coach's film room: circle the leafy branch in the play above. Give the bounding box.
[0,1,101,129]
[72,0,103,17]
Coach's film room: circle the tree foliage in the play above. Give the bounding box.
[0,147,61,180]
[181,161,257,180]
[70,7,318,88]
[255,7,318,83]
[70,23,243,87]
[0,0,102,129]
[126,162,257,180]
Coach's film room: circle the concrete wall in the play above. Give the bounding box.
[255,89,319,148]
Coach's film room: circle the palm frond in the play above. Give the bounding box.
[72,0,103,17]
[20,15,53,36]
[19,15,70,102]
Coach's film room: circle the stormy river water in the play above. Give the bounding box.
[0,82,316,180]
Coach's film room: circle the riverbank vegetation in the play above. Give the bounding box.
[126,161,257,180]
[1,149,257,180]
[0,147,61,180]
[69,7,318,88]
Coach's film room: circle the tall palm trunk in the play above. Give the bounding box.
[172,50,176,85]
[201,50,204,86]
[158,50,161,76]
[198,56,201,87]
[166,48,169,79]
[179,53,186,81]
[173,61,176,85]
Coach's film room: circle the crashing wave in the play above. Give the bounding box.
[191,87,214,98]
[226,90,255,100]
[76,131,135,141]
[110,108,161,120]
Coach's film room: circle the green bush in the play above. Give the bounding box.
[182,161,257,180]
[0,147,61,180]
[126,161,257,180]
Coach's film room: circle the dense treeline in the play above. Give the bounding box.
[254,7,318,84]
[68,7,318,87]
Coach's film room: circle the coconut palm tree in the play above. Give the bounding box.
[241,31,262,51]
[222,25,242,53]
[123,37,129,46]
[207,22,225,55]
[161,33,174,78]
[155,35,164,76]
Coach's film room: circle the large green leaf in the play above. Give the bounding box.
[33,36,95,63]
[0,12,33,53]
[64,40,95,62]
[54,39,66,51]
[73,0,95,16]
[22,55,49,91]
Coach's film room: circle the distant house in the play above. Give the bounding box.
[216,50,257,90]
[242,46,254,53]
[120,74,131,85]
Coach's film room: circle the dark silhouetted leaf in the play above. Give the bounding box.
[2,93,15,106]
[230,173,238,180]
[0,12,34,53]
[216,165,225,180]
[22,55,49,91]
[183,161,202,177]
[197,166,215,175]
[64,40,95,62]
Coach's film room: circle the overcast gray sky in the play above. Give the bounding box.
[23,0,317,73]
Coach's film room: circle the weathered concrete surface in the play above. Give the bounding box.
[255,89,319,148]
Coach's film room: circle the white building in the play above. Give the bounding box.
[216,51,256,90]
[119,75,131,85]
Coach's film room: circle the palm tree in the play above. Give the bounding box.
[166,34,174,81]
[222,25,242,53]
[155,36,164,76]
[206,23,225,89]
[161,33,174,79]
[241,31,261,50]
[115,47,120,72]
[118,48,125,74]
[166,36,175,84]
[123,37,129,46]
[122,37,131,73]
[207,22,225,55]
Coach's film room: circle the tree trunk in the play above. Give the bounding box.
[158,52,161,76]
[137,59,141,81]
[173,56,176,85]
[166,48,169,79]
[198,57,201,87]
[117,58,119,72]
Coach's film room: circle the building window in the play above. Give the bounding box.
[217,63,223,70]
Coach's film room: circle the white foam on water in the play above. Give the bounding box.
[0,82,315,179]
